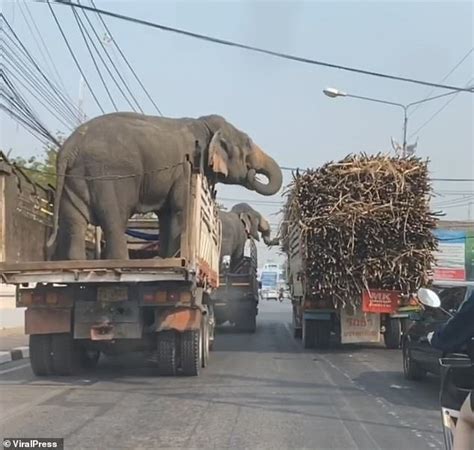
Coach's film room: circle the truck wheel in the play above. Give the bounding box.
[51,333,80,376]
[202,319,210,368]
[79,349,100,369]
[180,330,201,376]
[157,331,177,376]
[314,321,331,349]
[403,343,426,381]
[30,334,53,376]
[302,319,315,349]
[384,318,401,349]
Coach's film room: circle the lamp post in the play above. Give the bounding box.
[322,87,460,157]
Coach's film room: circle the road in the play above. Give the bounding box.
[0,301,443,449]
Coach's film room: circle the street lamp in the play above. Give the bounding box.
[323,87,460,156]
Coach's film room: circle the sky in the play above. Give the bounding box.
[1,0,473,266]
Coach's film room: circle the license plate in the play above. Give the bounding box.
[97,286,128,302]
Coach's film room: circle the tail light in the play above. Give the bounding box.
[17,290,72,307]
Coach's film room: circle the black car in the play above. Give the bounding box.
[402,283,474,380]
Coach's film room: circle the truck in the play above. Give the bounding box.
[211,238,259,332]
[259,262,283,301]
[0,152,221,376]
[285,224,419,349]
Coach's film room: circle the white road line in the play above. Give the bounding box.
[0,362,30,375]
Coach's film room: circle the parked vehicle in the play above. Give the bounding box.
[402,283,474,380]
[0,156,221,377]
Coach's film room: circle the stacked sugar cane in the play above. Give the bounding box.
[281,154,438,308]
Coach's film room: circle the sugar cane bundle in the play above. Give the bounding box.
[281,153,438,308]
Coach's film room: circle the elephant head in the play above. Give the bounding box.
[199,115,282,196]
[231,203,272,245]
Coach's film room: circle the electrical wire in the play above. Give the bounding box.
[1,14,82,124]
[409,77,474,139]
[88,0,162,115]
[71,7,118,111]
[2,41,79,127]
[45,4,105,114]
[18,1,73,105]
[78,6,141,112]
[52,0,474,93]
[409,47,473,116]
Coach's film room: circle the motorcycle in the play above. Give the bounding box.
[416,288,474,450]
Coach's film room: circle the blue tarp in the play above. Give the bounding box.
[125,229,159,241]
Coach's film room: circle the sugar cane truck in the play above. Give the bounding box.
[0,151,221,376]
[280,155,437,349]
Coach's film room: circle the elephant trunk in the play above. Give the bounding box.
[259,216,272,245]
[247,145,282,196]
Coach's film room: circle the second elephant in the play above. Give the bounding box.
[219,203,273,270]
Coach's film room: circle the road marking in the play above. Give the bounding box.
[0,362,30,375]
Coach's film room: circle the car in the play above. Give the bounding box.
[402,283,474,381]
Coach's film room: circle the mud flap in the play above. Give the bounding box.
[156,308,203,333]
[25,308,71,335]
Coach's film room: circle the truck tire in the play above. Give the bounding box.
[51,333,80,376]
[235,307,257,333]
[384,318,401,349]
[30,334,53,376]
[202,319,210,368]
[314,321,331,349]
[157,331,177,376]
[79,349,100,369]
[180,330,201,376]
[302,319,315,349]
[403,343,426,381]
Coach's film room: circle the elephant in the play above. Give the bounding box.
[47,112,282,260]
[219,203,273,270]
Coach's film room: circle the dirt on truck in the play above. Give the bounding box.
[0,152,221,377]
[281,154,438,349]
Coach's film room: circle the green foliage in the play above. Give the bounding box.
[9,134,64,188]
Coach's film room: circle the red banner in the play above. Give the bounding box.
[362,290,400,314]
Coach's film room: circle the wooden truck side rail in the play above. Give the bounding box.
[0,158,221,288]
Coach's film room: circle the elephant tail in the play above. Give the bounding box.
[46,152,68,252]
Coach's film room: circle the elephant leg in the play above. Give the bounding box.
[92,185,129,260]
[56,200,87,260]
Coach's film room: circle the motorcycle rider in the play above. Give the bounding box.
[428,290,474,450]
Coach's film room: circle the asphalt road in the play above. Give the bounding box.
[0,301,443,450]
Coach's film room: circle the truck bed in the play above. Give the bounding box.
[0,258,189,284]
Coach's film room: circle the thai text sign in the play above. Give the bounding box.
[341,306,380,344]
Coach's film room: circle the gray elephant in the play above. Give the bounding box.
[47,113,282,260]
[219,203,273,270]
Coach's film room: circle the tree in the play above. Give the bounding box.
[9,134,64,188]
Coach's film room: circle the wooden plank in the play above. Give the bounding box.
[0,257,187,272]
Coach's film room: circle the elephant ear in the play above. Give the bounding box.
[208,131,229,177]
[239,213,252,237]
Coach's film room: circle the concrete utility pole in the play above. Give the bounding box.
[323,87,460,157]
[77,75,86,125]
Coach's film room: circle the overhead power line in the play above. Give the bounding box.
[409,47,473,116]
[53,0,474,93]
[88,0,162,115]
[71,6,118,110]
[46,3,105,114]
[78,5,141,112]
[409,77,474,138]
[279,166,474,182]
